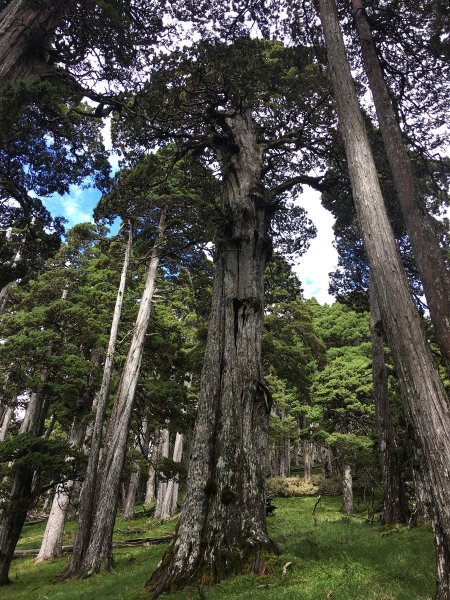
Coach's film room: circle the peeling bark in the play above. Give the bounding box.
[319,0,450,571]
[147,111,278,597]
[0,0,64,88]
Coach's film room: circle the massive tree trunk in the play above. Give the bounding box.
[0,376,49,585]
[352,0,450,366]
[369,279,406,523]
[0,0,64,88]
[71,211,166,576]
[318,0,450,570]
[154,432,184,521]
[147,111,277,597]
[62,226,133,578]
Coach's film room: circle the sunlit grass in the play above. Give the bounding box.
[5,496,435,600]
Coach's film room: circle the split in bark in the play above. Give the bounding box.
[146,111,278,598]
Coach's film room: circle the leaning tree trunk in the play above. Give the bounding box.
[154,432,184,521]
[369,279,406,523]
[147,110,278,598]
[0,0,65,88]
[342,464,354,515]
[62,226,133,578]
[0,400,15,441]
[0,375,49,585]
[319,0,450,566]
[73,210,166,576]
[352,0,450,366]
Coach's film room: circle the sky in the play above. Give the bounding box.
[42,181,338,304]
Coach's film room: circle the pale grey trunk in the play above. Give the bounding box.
[303,440,314,483]
[123,420,150,520]
[154,432,184,521]
[75,212,166,575]
[319,0,450,557]
[0,0,63,87]
[153,429,171,519]
[147,111,277,597]
[0,284,11,314]
[145,430,160,504]
[369,279,405,523]
[0,402,14,441]
[35,417,87,563]
[342,465,354,515]
[352,0,450,366]
[63,226,133,577]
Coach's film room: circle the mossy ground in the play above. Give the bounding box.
[5,496,434,600]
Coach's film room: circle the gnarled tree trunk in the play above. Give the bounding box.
[319,0,450,577]
[0,0,64,88]
[147,111,278,597]
[352,0,450,366]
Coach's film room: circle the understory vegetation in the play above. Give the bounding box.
[7,496,435,600]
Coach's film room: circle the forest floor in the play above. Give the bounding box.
[5,496,434,600]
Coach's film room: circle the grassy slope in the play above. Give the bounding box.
[5,496,435,600]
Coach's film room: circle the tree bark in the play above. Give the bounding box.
[153,428,170,519]
[35,415,88,563]
[72,211,166,576]
[0,0,64,88]
[146,111,278,597]
[145,430,160,504]
[122,420,150,521]
[62,225,133,578]
[303,440,313,483]
[154,432,184,521]
[318,0,450,564]
[0,401,14,441]
[0,375,49,585]
[342,464,354,515]
[369,279,406,523]
[351,0,450,366]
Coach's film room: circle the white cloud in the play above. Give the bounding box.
[294,187,338,305]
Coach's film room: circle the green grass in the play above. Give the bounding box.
[5,497,435,600]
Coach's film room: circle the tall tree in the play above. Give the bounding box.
[350,0,450,364]
[120,39,334,596]
[317,1,450,595]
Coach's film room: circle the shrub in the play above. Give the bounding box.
[266,474,342,497]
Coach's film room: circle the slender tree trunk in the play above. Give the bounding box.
[72,211,166,576]
[342,464,354,515]
[62,226,133,578]
[122,420,150,520]
[369,279,406,523]
[0,375,49,585]
[351,0,450,365]
[153,429,170,519]
[145,430,160,504]
[0,0,65,88]
[303,440,313,483]
[147,111,278,597]
[0,401,14,441]
[35,415,87,563]
[318,0,450,559]
[154,432,184,521]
